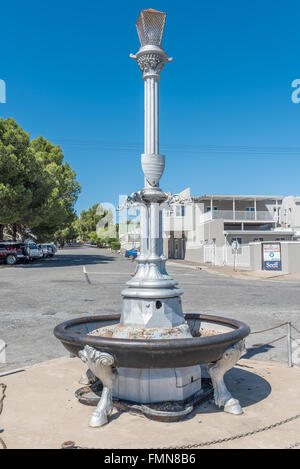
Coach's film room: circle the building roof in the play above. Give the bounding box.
[224,229,294,235]
[193,194,284,202]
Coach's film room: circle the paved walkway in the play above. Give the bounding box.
[1,356,300,449]
[168,259,300,282]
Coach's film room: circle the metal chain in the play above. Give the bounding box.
[0,384,7,450]
[285,441,300,449]
[250,322,288,335]
[0,384,6,415]
[291,336,300,343]
[158,413,300,449]
[247,335,286,348]
[291,324,300,336]
[64,413,300,450]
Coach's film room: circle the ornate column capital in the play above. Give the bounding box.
[130,45,173,80]
[137,53,166,79]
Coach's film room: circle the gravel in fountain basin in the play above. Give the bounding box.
[88,322,218,340]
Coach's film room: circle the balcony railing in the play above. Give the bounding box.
[204,210,276,222]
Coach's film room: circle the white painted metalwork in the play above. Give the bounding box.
[79,346,117,427]
[96,9,203,403]
[207,340,245,415]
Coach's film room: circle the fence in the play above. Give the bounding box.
[247,321,300,367]
[204,245,250,268]
[212,210,275,222]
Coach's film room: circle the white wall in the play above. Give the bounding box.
[280,196,300,233]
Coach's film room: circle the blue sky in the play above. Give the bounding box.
[1,1,300,214]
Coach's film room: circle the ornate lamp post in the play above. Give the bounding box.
[115,9,201,402]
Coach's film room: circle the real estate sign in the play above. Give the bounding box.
[263,243,281,271]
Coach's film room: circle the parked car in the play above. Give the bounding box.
[125,248,139,259]
[45,244,56,257]
[26,242,40,260]
[37,246,44,258]
[38,244,50,258]
[0,241,29,265]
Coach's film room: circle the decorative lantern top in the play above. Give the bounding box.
[136,9,166,46]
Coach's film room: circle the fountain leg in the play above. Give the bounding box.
[207,340,245,415]
[79,346,117,427]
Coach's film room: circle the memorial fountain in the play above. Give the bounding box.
[54,8,250,428]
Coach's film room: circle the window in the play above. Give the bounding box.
[253,238,264,242]
[246,207,255,212]
[206,206,217,212]
[230,237,242,245]
[275,238,285,241]
[175,205,185,217]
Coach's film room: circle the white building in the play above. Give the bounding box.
[119,221,140,251]
[279,196,300,237]
[120,189,300,268]
[163,190,300,266]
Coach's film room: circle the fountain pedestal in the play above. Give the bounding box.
[90,286,202,403]
[114,366,201,403]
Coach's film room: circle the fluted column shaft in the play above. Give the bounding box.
[144,77,159,156]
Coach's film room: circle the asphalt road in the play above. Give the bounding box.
[1,246,300,372]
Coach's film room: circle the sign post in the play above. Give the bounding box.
[232,240,239,271]
[262,243,281,271]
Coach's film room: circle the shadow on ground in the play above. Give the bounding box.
[243,344,275,360]
[193,367,271,416]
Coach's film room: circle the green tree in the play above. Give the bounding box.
[76,204,105,241]
[27,136,80,240]
[0,118,81,241]
[0,118,36,237]
[54,219,79,244]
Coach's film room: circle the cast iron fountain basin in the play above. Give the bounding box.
[54,313,250,368]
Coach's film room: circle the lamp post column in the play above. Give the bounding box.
[122,8,186,330]
[112,9,202,403]
[146,76,159,261]
[138,46,171,263]
[138,62,161,260]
